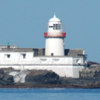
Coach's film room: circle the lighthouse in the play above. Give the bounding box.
[44,15,66,56]
[0,15,86,78]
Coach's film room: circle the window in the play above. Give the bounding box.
[22,54,26,59]
[51,53,54,56]
[34,49,38,57]
[49,26,53,28]
[53,24,61,30]
[7,54,10,58]
[76,59,79,63]
[49,24,61,30]
[76,59,81,64]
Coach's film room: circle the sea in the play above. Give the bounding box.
[0,88,100,100]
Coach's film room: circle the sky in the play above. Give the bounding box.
[0,0,100,62]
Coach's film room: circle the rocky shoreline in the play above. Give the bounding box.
[0,61,100,88]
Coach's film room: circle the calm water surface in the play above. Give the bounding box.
[0,88,100,100]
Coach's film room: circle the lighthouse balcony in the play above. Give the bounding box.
[44,32,66,38]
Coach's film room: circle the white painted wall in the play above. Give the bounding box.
[0,52,74,64]
[0,65,84,78]
[0,52,84,65]
[0,52,33,64]
[45,38,64,56]
[0,52,85,78]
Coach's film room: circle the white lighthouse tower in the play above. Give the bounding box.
[44,15,66,56]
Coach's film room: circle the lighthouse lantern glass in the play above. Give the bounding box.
[53,24,61,30]
[49,24,61,30]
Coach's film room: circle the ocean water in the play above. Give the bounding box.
[0,88,100,100]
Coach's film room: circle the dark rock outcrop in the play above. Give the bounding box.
[87,61,100,67]
[25,70,60,84]
[0,69,14,85]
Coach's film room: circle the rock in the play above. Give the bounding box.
[79,61,100,79]
[0,69,14,85]
[87,61,100,67]
[25,70,60,84]
[3,74,13,82]
[10,70,29,83]
[0,69,4,74]
[0,69,5,79]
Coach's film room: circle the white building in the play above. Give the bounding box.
[0,15,87,78]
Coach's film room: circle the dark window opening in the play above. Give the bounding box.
[51,53,54,56]
[34,49,38,57]
[53,24,61,30]
[22,54,26,59]
[49,26,53,28]
[7,54,10,58]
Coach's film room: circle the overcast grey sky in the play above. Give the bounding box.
[0,0,100,62]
